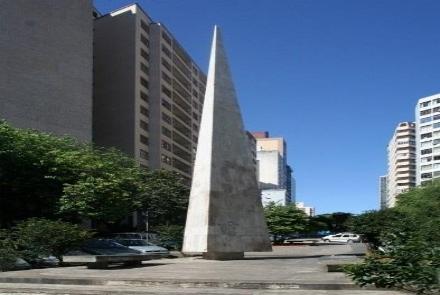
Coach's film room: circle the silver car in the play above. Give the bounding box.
[115,239,169,257]
[321,233,361,243]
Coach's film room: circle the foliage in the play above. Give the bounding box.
[308,212,353,233]
[140,170,189,227]
[264,203,308,243]
[347,209,405,248]
[155,224,184,250]
[0,230,18,272]
[0,121,147,226]
[345,181,440,294]
[12,218,92,263]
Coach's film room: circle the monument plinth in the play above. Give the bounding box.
[182,26,272,260]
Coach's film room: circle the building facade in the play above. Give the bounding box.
[386,122,416,208]
[93,4,206,184]
[415,93,440,186]
[0,0,93,142]
[379,175,388,210]
[296,202,315,217]
[252,132,293,205]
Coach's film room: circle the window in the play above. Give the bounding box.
[140,135,149,145]
[193,123,198,130]
[140,91,148,102]
[162,71,172,84]
[421,148,432,155]
[161,154,172,165]
[140,77,149,89]
[420,117,432,124]
[162,31,172,45]
[161,45,171,57]
[434,107,440,113]
[140,34,149,47]
[140,62,149,75]
[162,98,171,110]
[139,149,148,160]
[192,112,198,120]
[433,114,440,121]
[421,172,432,179]
[162,126,171,138]
[421,164,432,171]
[421,141,431,148]
[161,140,171,151]
[434,155,440,161]
[140,20,149,34]
[421,101,431,108]
[162,85,172,97]
[140,48,149,61]
[140,120,148,131]
[421,156,432,163]
[162,58,171,71]
[420,109,431,116]
[162,112,171,124]
[421,133,432,139]
[140,106,149,117]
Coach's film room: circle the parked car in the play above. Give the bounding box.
[321,233,361,243]
[106,232,159,243]
[114,239,169,256]
[79,239,142,255]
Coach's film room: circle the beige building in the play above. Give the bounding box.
[93,4,206,185]
[386,122,416,207]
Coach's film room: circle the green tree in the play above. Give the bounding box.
[140,170,190,227]
[264,203,308,243]
[0,121,147,227]
[345,181,440,294]
[12,218,92,263]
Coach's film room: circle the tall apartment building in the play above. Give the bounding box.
[252,131,293,205]
[415,93,440,185]
[0,0,93,142]
[296,202,315,217]
[386,122,416,207]
[93,4,206,184]
[379,175,388,209]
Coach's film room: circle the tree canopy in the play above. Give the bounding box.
[264,202,308,242]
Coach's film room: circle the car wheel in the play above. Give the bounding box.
[324,239,330,243]
[347,240,353,244]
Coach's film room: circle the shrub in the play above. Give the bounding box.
[0,230,17,272]
[12,218,92,263]
[155,224,184,250]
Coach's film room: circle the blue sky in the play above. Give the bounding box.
[94,0,440,214]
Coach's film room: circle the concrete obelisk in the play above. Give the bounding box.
[182,26,272,260]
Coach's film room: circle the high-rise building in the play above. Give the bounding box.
[296,202,315,217]
[252,131,292,205]
[379,175,388,210]
[415,93,440,186]
[93,4,206,184]
[0,0,93,142]
[386,122,416,207]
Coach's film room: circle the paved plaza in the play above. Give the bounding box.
[0,245,408,294]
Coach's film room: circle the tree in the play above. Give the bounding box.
[12,218,92,263]
[140,170,190,227]
[0,121,148,227]
[264,203,308,243]
[345,181,440,294]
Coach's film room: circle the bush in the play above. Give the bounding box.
[155,224,184,250]
[12,218,92,263]
[345,181,440,294]
[0,230,18,272]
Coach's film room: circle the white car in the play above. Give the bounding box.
[321,233,361,243]
[115,239,169,257]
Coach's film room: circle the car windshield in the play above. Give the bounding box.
[117,239,154,246]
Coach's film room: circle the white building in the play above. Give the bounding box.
[386,122,416,207]
[251,132,293,205]
[415,93,440,185]
[296,202,315,217]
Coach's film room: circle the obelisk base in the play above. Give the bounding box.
[202,252,244,260]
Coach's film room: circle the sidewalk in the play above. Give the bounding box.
[0,245,407,294]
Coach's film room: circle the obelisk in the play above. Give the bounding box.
[182,26,272,260]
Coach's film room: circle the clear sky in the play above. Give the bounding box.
[94,0,440,214]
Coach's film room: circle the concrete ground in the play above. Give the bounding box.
[0,244,408,295]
